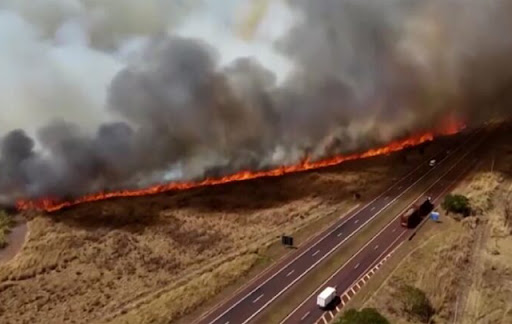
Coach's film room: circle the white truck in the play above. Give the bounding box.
[317,286,337,308]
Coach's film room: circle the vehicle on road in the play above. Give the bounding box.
[429,159,436,167]
[317,287,337,308]
[400,197,434,228]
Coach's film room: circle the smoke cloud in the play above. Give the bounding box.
[1,0,512,203]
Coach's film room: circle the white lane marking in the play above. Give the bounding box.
[354,263,360,269]
[240,134,481,324]
[329,311,334,318]
[207,204,365,324]
[286,269,295,277]
[206,205,362,324]
[224,322,229,324]
[384,196,389,200]
[321,316,328,324]
[252,294,264,303]
[340,234,408,313]
[196,204,357,324]
[279,137,483,324]
[392,228,396,233]
[300,312,310,321]
[336,306,341,312]
[398,185,402,190]
[312,250,320,257]
[370,206,376,211]
[374,245,379,250]
[354,219,359,224]
[337,232,343,237]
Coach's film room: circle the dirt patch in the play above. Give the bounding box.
[0,151,419,324]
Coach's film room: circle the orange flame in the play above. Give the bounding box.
[438,113,466,136]
[15,130,448,213]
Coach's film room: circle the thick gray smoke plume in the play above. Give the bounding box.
[1,0,512,203]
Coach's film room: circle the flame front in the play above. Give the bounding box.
[439,113,466,136]
[15,129,455,213]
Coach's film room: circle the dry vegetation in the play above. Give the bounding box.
[364,213,481,323]
[0,151,417,324]
[0,211,13,248]
[364,132,512,324]
[458,175,512,321]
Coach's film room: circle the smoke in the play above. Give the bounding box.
[1,0,512,203]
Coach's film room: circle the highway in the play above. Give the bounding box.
[195,130,479,324]
[280,131,487,324]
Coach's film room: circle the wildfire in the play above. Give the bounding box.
[438,112,466,136]
[15,130,448,213]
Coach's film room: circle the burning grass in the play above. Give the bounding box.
[0,150,419,324]
[16,131,436,213]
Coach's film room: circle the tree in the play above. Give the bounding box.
[336,308,390,324]
[399,285,435,323]
[442,194,471,216]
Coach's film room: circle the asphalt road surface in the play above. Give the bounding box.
[280,131,487,324]
[196,129,480,324]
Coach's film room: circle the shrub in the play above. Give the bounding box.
[442,194,471,216]
[336,308,390,324]
[399,285,435,323]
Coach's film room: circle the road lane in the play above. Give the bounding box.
[197,131,478,324]
[281,136,486,324]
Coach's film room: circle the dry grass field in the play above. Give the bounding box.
[0,148,426,324]
[363,130,512,324]
[0,212,11,249]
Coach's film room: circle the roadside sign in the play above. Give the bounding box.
[281,235,294,246]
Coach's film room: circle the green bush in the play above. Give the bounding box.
[442,194,471,216]
[399,285,435,323]
[336,308,390,324]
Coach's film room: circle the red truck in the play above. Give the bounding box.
[401,197,434,228]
